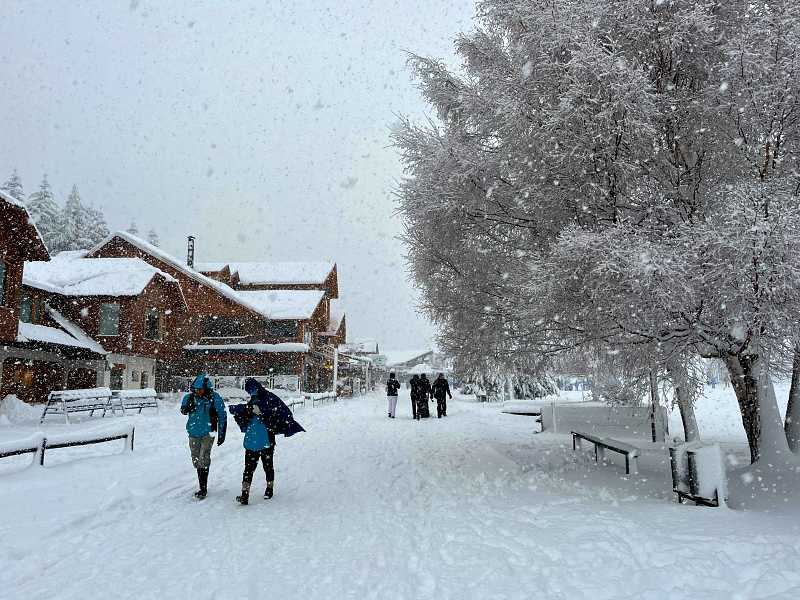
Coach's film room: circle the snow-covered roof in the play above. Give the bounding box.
[24,258,176,297]
[382,349,433,367]
[87,232,273,320]
[0,188,26,210]
[194,262,229,272]
[237,289,325,320]
[321,299,345,335]
[46,307,107,354]
[341,339,379,354]
[231,261,335,285]
[184,342,310,353]
[17,321,102,352]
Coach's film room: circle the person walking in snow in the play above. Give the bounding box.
[386,372,401,418]
[180,374,227,499]
[409,374,421,420]
[228,378,305,505]
[418,373,433,419]
[432,373,452,418]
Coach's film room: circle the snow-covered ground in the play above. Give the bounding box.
[2,389,800,599]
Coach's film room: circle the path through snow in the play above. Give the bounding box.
[2,391,800,599]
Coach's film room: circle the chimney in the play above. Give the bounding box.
[187,235,195,268]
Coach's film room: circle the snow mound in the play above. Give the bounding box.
[0,395,41,424]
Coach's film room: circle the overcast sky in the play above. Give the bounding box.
[0,0,475,352]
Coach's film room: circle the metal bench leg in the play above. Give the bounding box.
[627,455,638,475]
[597,446,605,462]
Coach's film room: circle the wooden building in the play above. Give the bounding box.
[0,191,106,403]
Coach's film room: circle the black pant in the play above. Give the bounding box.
[436,397,447,418]
[242,446,274,487]
[411,395,418,419]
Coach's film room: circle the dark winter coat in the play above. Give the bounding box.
[432,376,452,400]
[409,375,421,401]
[386,377,401,396]
[237,378,305,438]
[419,375,433,399]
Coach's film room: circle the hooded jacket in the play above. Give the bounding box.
[180,374,227,443]
[229,378,305,439]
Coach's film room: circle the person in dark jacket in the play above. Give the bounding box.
[418,374,433,418]
[228,378,305,504]
[409,374,421,420]
[432,373,452,418]
[386,372,401,418]
[180,374,227,499]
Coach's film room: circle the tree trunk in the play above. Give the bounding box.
[724,353,791,463]
[665,362,700,442]
[785,346,800,453]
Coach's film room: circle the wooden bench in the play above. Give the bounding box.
[669,446,723,507]
[0,425,135,467]
[40,388,115,424]
[571,430,640,475]
[111,388,159,415]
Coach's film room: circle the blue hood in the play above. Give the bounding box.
[191,373,213,391]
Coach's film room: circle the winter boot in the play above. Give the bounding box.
[194,468,209,499]
[264,480,274,499]
[236,484,250,505]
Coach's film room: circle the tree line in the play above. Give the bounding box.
[1,169,159,253]
[395,0,800,466]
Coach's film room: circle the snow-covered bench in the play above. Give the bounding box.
[571,430,640,475]
[0,424,135,466]
[40,388,115,424]
[111,388,159,415]
[669,444,726,507]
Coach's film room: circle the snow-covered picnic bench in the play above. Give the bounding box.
[304,391,337,407]
[571,430,640,475]
[40,387,115,424]
[111,388,159,415]
[0,423,135,467]
[669,443,727,507]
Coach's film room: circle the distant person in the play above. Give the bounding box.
[432,373,452,418]
[418,374,432,419]
[386,372,401,418]
[180,374,227,500]
[228,378,305,505]
[410,374,421,420]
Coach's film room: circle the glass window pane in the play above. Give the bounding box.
[145,308,161,340]
[99,303,120,335]
[0,260,6,306]
[20,293,32,323]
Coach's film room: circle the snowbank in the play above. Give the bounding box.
[0,395,41,424]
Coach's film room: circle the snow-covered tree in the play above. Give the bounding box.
[85,204,109,246]
[26,175,63,252]
[127,221,139,236]
[59,185,95,251]
[1,169,25,202]
[147,228,160,247]
[396,0,800,463]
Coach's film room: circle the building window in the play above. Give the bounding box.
[303,328,313,346]
[20,292,32,323]
[131,370,139,382]
[141,372,149,389]
[0,260,6,306]
[202,316,243,338]
[144,308,162,340]
[267,320,298,338]
[110,366,124,389]
[99,302,120,336]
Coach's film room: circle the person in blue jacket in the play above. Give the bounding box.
[229,378,305,505]
[180,374,227,499]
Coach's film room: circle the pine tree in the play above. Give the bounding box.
[1,169,25,202]
[27,175,63,252]
[85,205,110,246]
[127,221,139,236]
[147,228,160,247]
[61,185,94,251]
